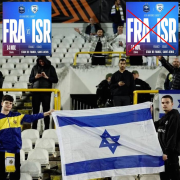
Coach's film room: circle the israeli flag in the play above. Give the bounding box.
[159,90,180,118]
[52,102,164,180]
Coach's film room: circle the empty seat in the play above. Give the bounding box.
[0,58,6,64]
[55,48,67,53]
[7,58,20,64]
[20,173,32,180]
[83,43,92,48]
[2,82,12,88]
[21,58,33,64]
[52,52,64,58]
[24,69,32,75]
[62,38,73,44]
[74,38,85,44]
[10,69,23,76]
[21,161,41,178]
[71,43,82,48]
[112,176,136,180]
[78,54,90,58]
[4,75,17,83]
[0,69,9,76]
[52,43,57,49]
[20,149,25,163]
[58,43,70,49]
[19,75,29,82]
[65,53,75,58]
[22,129,39,144]
[14,82,27,89]
[81,47,90,52]
[49,57,60,64]
[35,139,55,154]
[52,38,61,44]
[22,138,33,153]
[2,63,14,69]
[61,57,73,64]
[16,63,28,70]
[68,48,80,53]
[140,175,160,180]
[53,34,64,39]
[76,57,88,64]
[42,129,58,144]
[27,149,49,166]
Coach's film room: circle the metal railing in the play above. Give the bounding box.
[133,90,159,104]
[1,89,61,110]
[73,51,126,65]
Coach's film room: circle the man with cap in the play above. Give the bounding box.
[29,56,58,130]
[132,70,151,103]
[96,73,113,108]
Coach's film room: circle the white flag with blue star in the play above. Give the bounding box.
[52,102,164,180]
[159,90,180,118]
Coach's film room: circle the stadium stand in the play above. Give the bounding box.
[22,129,40,144]
[20,173,33,180]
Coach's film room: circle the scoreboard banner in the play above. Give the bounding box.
[3,2,51,56]
[126,2,179,56]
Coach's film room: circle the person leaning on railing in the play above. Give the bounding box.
[74,27,120,65]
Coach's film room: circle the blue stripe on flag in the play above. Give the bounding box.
[159,90,180,94]
[57,108,151,127]
[65,155,164,176]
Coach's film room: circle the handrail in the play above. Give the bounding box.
[73,51,126,65]
[0,89,61,110]
[133,90,159,104]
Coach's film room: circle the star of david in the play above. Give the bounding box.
[99,129,121,154]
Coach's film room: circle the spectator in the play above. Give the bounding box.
[132,70,151,103]
[96,73,113,108]
[85,17,103,35]
[164,57,180,90]
[0,71,4,103]
[158,56,180,90]
[143,56,159,68]
[74,28,120,65]
[111,24,126,66]
[110,58,135,106]
[110,0,126,34]
[29,56,58,130]
[0,95,54,180]
[154,95,180,180]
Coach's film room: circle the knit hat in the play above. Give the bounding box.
[132,70,139,74]
[106,73,113,79]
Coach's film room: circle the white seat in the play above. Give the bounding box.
[29,64,34,69]
[19,75,29,82]
[81,47,90,52]
[68,48,80,53]
[4,75,17,83]
[55,48,67,53]
[112,176,136,180]
[24,69,32,75]
[35,139,55,154]
[14,82,27,89]
[2,82,12,88]
[74,38,85,44]
[16,63,28,70]
[42,129,58,144]
[78,54,90,58]
[10,69,23,76]
[0,69,9,76]
[52,52,64,58]
[52,43,57,49]
[20,173,32,180]
[67,34,76,39]
[52,38,61,44]
[53,34,64,39]
[28,149,49,166]
[7,58,20,64]
[62,38,73,44]
[20,149,25,163]
[22,129,39,144]
[65,53,75,58]
[21,161,41,178]
[21,58,34,64]
[61,57,73,64]
[71,43,82,48]
[58,43,70,49]
[76,57,88,64]
[0,58,6,64]
[140,175,160,180]
[2,63,14,69]
[11,56,24,59]
[83,43,92,48]
[49,57,60,64]
[0,55,11,59]
[22,138,33,153]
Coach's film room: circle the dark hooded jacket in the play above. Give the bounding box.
[29,56,58,89]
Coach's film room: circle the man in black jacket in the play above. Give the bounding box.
[154,95,180,180]
[132,70,151,103]
[29,56,58,130]
[164,57,180,90]
[158,56,180,90]
[110,58,135,106]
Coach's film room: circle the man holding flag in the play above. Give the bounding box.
[155,95,180,180]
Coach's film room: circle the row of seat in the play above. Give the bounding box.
[112,175,160,180]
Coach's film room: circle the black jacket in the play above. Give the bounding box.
[110,70,135,96]
[161,57,180,90]
[29,56,58,89]
[154,109,180,156]
[134,78,151,103]
[85,24,103,35]
[164,73,173,90]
